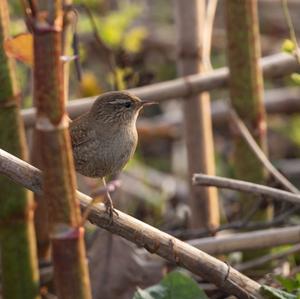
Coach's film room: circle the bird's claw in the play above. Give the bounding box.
[105,199,119,225]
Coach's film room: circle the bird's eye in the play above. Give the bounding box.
[124,101,132,108]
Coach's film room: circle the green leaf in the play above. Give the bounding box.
[134,286,167,299]
[295,273,300,285]
[98,3,143,48]
[260,285,297,299]
[123,27,148,53]
[290,73,300,85]
[132,271,208,299]
[282,39,295,53]
[107,67,132,90]
[276,276,299,293]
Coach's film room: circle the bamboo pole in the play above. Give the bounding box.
[190,226,300,255]
[22,87,300,138]
[21,53,299,128]
[225,0,273,264]
[225,1,272,222]
[0,1,40,298]
[32,1,92,298]
[31,130,50,261]
[174,0,219,230]
[32,0,75,262]
[193,174,300,204]
[0,148,263,299]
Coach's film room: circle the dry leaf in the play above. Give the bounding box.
[4,33,33,66]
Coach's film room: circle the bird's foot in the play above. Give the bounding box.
[101,177,119,224]
[104,196,119,225]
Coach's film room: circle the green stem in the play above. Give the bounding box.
[225,0,273,265]
[0,1,40,298]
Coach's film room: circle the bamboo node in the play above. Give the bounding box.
[51,224,83,240]
[224,262,231,283]
[144,239,160,254]
[32,11,63,34]
[182,76,195,97]
[177,48,202,59]
[168,239,180,264]
[257,118,267,136]
[36,114,69,131]
[0,93,21,108]
[0,199,36,224]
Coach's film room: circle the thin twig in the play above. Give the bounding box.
[281,0,300,64]
[230,109,300,194]
[169,202,300,240]
[168,215,290,240]
[273,205,300,223]
[202,0,218,71]
[69,8,82,81]
[193,173,300,205]
[239,196,265,226]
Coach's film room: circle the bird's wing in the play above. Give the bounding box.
[71,132,92,147]
[69,117,93,148]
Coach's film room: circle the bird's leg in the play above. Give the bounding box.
[80,179,120,226]
[102,177,119,220]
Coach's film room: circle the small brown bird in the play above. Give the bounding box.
[70,91,155,216]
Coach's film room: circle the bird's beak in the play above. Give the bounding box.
[141,101,158,107]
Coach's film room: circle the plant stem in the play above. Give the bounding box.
[0,1,40,298]
[32,1,92,298]
[225,0,272,232]
[174,0,219,230]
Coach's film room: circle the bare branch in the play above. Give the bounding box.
[236,243,300,271]
[169,214,291,240]
[0,148,262,299]
[21,53,300,128]
[193,173,300,204]
[190,226,300,255]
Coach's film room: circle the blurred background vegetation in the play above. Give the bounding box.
[4,1,300,298]
[7,0,300,223]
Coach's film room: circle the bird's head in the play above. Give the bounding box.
[90,91,155,125]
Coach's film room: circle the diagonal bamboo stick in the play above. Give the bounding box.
[229,109,299,193]
[0,148,262,299]
[2,148,300,257]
